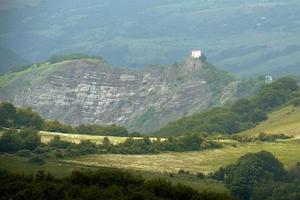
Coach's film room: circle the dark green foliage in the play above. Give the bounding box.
[44,134,221,156]
[215,151,287,200]
[255,77,299,111]
[28,156,46,165]
[158,107,241,136]
[15,107,45,130]
[75,124,129,137]
[0,101,16,127]
[230,133,292,143]
[0,102,132,137]
[157,77,299,136]
[16,149,32,157]
[0,129,41,153]
[251,181,300,200]
[44,120,74,133]
[0,169,236,200]
[47,53,104,64]
[291,97,300,106]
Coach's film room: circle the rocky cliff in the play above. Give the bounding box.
[0,57,240,133]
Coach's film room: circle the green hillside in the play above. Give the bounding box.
[156,77,300,136]
[241,105,300,137]
[1,0,300,76]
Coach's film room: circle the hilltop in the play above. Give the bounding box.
[0,55,250,133]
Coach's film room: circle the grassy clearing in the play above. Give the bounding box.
[0,154,227,193]
[39,131,127,144]
[39,131,162,144]
[241,105,300,138]
[63,140,300,175]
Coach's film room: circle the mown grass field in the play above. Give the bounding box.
[62,140,300,175]
[39,131,128,144]
[0,154,227,193]
[39,131,162,144]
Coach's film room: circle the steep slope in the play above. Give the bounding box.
[1,0,300,76]
[0,47,29,73]
[0,57,243,133]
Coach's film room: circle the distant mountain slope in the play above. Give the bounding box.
[0,47,29,73]
[1,0,300,76]
[0,56,249,133]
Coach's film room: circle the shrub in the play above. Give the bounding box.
[28,156,46,165]
[16,149,32,157]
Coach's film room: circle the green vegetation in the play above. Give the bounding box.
[0,102,131,137]
[0,129,221,156]
[157,77,299,136]
[0,154,227,193]
[213,151,300,200]
[0,169,235,200]
[47,53,105,64]
[0,129,41,153]
[241,105,300,137]
[63,140,300,175]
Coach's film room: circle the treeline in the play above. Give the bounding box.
[0,169,235,200]
[0,102,132,137]
[0,129,222,156]
[47,53,105,64]
[210,151,300,200]
[157,77,300,136]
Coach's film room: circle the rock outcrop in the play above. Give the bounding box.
[0,57,237,133]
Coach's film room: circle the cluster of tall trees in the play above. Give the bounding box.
[211,151,300,200]
[0,128,221,156]
[157,77,299,136]
[0,102,130,137]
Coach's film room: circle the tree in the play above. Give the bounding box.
[0,102,16,127]
[223,151,287,200]
[15,108,44,130]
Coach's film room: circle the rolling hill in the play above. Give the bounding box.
[1,0,300,76]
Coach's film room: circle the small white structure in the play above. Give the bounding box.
[265,75,273,83]
[191,50,202,58]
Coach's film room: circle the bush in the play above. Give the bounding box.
[0,129,41,153]
[196,172,205,179]
[28,156,46,165]
[291,97,300,106]
[16,149,32,157]
[200,141,222,149]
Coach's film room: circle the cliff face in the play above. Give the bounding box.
[0,57,237,133]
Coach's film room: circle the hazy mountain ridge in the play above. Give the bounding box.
[0,57,248,133]
[0,46,29,73]
[1,0,300,76]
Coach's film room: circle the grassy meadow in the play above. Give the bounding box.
[0,154,227,193]
[63,140,300,175]
[1,105,300,192]
[39,131,163,144]
[241,105,300,137]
